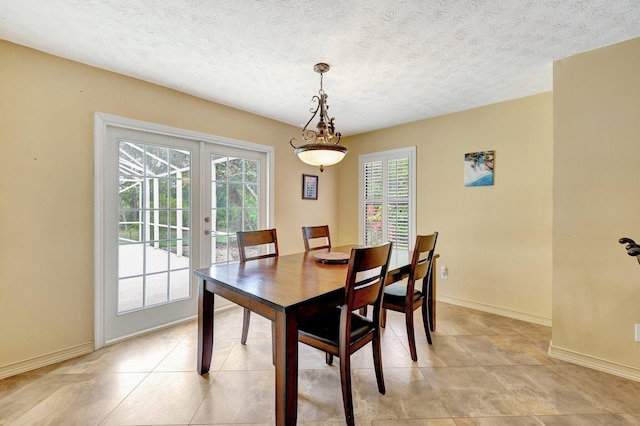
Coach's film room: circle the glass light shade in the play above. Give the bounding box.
[295,144,348,167]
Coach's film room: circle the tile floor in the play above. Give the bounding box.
[2,302,640,425]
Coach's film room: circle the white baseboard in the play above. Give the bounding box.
[0,342,94,380]
[438,297,640,382]
[548,342,640,383]
[438,295,552,327]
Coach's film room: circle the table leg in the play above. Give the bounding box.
[274,310,298,426]
[197,278,215,375]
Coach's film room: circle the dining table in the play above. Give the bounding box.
[195,244,438,425]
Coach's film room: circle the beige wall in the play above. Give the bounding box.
[338,36,640,376]
[3,35,640,379]
[338,93,554,323]
[0,41,339,371]
[552,38,640,371]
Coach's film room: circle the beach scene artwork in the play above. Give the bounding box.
[464,151,494,187]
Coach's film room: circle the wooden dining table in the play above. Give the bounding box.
[195,244,438,425]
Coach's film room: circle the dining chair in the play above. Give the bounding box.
[236,229,279,345]
[301,225,331,252]
[298,242,393,426]
[381,232,438,361]
[302,224,343,364]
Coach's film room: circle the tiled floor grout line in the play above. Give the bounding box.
[3,304,640,425]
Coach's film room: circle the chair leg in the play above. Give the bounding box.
[421,302,432,345]
[325,353,334,365]
[339,346,355,426]
[406,309,418,362]
[380,308,387,328]
[241,308,251,345]
[372,330,386,395]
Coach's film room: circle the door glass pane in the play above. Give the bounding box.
[211,154,260,265]
[228,209,242,233]
[229,158,243,181]
[118,276,143,311]
[145,246,168,274]
[146,273,168,306]
[229,183,243,208]
[145,146,169,177]
[245,159,258,183]
[245,183,257,207]
[118,243,144,278]
[118,140,192,314]
[244,209,258,231]
[170,270,190,299]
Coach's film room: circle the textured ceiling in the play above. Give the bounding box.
[1,0,639,136]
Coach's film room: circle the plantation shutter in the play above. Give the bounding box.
[360,148,415,250]
[363,160,383,246]
[387,157,410,249]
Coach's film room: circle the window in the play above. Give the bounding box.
[360,147,416,250]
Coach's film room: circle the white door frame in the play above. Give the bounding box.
[94,113,274,350]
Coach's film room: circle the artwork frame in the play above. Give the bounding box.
[464,150,495,187]
[302,174,318,200]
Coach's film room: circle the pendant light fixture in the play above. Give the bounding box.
[290,63,348,172]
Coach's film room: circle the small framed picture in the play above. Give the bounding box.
[464,150,495,187]
[302,174,318,200]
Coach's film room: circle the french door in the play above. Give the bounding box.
[202,145,268,267]
[101,126,201,344]
[95,114,273,347]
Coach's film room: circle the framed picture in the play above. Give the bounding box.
[302,174,318,200]
[464,150,495,187]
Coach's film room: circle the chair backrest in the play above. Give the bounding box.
[409,232,439,288]
[344,242,393,315]
[236,229,279,262]
[301,225,331,252]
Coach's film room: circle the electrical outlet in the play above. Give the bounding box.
[636,324,640,342]
[440,266,448,280]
